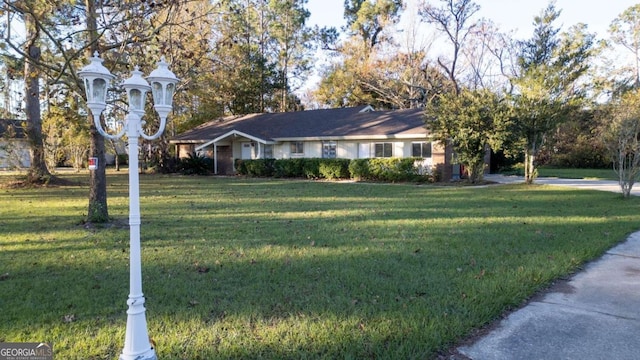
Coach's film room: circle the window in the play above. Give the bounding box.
[323,141,337,158]
[290,141,304,155]
[412,142,432,158]
[264,144,274,159]
[374,142,393,158]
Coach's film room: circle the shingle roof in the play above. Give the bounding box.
[171,106,428,143]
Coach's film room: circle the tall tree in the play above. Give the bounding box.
[427,88,511,183]
[352,5,454,109]
[609,4,640,88]
[511,3,595,184]
[208,0,277,114]
[419,0,480,95]
[344,0,403,53]
[202,0,315,116]
[313,0,404,108]
[2,1,53,183]
[268,0,314,112]
[1,0,197,221]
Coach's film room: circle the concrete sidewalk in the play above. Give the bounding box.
[453,175,640,360]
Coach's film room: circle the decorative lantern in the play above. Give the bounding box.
[121,66,151,116]
[146,57,179,121]
[78,52,115,119]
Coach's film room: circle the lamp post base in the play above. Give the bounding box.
[119,350,157,360]
[119,293,156,360]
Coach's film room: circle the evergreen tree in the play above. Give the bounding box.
[511,3,595,184]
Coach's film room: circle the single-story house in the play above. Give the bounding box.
[0,119,30,169]
[170,106,458,179]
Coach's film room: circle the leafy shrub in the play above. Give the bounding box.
[244,159,275,177]
[548,140,610,169]
[368,158,419,182]
[319,159,350,179]
[348,159,371,181]
[432,163,445,183]
[157,156,181,174]
[274,158,304,177]
[349,158,426,182]
[179,153,212,175]
[303,158,321,179]
[237,157,429,183]
[368,158,392,181]
[234,159,248,175]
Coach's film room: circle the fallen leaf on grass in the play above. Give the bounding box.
[196,266,210,273]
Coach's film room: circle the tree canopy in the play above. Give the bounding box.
[511,3,595,183]
[0,0,637,188]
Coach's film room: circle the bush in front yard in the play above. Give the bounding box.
[245,158,275,177]
[235,158,429,182]
[303,158,321,178]
[358,158,422,182]
[235,159,248,175]
[319,159,351,179]
[348,159,371,181]
[274,158,305,177]
[179,153,212,175]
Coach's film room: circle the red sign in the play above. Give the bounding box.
[88,157,98,170]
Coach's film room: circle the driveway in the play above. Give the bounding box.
[484,174,637,196]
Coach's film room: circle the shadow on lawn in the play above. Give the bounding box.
[1,179,638,358]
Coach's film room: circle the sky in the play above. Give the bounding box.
[306,0,638,40]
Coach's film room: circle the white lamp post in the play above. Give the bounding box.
[79,53,178,360]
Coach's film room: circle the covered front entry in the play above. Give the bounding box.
[195,130,274,175]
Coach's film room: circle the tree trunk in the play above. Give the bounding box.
[467,161,484,184]
[85,0,109,222]
[24,12,51,183]
[524,141,537,184]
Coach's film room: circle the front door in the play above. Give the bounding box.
[216,146,233,175]
[241,142,253,159]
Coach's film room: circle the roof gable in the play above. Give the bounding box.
[171,106,427,143]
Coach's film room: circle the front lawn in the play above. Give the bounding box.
[503,166,617,180]
[1,173,638,359]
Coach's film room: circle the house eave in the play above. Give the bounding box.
[194,130,275,152]
[168,139,206,144]
[273,134,431,141]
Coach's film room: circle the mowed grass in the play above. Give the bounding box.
[1,172,639,359]
[504,166,618,180]
[537,167,618,180]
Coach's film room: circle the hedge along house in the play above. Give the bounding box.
[170,106,456,179]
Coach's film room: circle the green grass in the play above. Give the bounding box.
[537,167,618,180]
[1,172,639,359]
[503,166,617,180]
